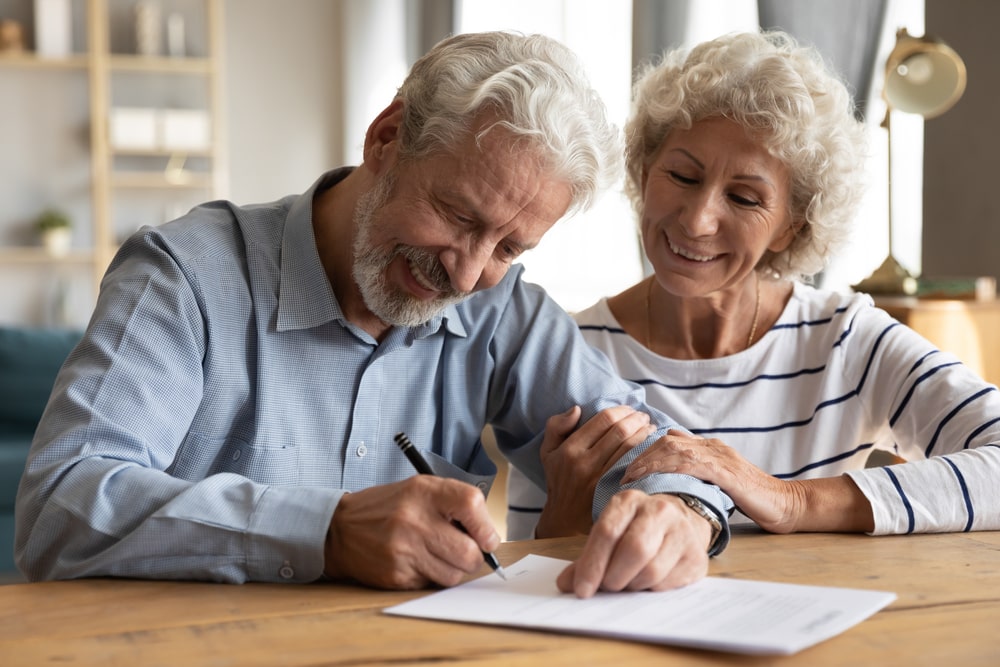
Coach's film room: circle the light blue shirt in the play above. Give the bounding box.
[16,169,733,584]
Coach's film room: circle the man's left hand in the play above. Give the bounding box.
[556,490,712,598]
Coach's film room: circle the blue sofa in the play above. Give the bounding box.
[0,326,83,576]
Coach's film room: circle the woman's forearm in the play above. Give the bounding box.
[787,476,875,533]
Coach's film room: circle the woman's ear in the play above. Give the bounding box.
[768,217,804,253]
[363,99,405,171]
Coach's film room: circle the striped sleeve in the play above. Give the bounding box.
[847,445,1000,534]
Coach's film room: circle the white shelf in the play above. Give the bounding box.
[0,248,94,264]
[111,171,215,189]
[0,53,89,69]
[0,0,225,327]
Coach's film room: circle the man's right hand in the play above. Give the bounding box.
[323,475,501,589]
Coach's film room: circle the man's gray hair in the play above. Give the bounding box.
[396,31,622,216]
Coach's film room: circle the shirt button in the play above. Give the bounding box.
[476,481,489,492]
[279,562,294,579]
[356,443,367,457]
[232,449,241,462]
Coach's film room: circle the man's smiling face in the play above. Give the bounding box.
[352,125,573,327]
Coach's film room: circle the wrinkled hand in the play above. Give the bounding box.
[323,476,500,589]
[557,490,712,598]
[536,405,656,538]
[621,429,801,533]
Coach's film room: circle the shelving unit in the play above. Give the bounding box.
[0,0,225,327]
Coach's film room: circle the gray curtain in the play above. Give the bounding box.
[757,0,887,121]
[632,0,691,72]
[632,1,887,119]
[406,0,455,65]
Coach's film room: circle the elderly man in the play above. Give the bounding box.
[16,31,732,597]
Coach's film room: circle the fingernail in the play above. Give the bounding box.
[628,464,647,479]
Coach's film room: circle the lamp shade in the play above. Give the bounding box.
[883,27,966,119]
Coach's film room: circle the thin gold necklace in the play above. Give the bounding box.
[645,273,762,351]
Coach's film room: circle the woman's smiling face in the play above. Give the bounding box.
[640,116,798,298]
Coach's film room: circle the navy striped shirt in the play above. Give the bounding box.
[506,283,1000,539]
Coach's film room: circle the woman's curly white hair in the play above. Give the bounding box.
[626,30,869,281]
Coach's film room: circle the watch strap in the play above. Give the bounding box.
[676,493,723,553]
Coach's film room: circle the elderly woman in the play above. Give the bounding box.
[507,30,1000,540]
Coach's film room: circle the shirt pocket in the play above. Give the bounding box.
[423,450,496,497]
[200,435,301,486]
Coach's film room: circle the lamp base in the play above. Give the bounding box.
[852,255,918,295]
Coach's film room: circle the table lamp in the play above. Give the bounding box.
[852,27,966,295]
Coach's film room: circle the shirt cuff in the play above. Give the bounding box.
[615,472,734,556]
[245,485,342,582]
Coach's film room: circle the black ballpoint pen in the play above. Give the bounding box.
[394,432,508,580]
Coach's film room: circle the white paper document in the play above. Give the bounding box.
[384,554,896,655]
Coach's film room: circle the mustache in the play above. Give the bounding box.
[399,246,461,295]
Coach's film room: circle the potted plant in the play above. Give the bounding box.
[34,208,72,257]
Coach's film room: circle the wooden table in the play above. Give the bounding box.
[2,529,999,666]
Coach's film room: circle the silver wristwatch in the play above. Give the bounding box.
[676,494,722,553]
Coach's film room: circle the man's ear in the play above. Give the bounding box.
[363,99,405,171]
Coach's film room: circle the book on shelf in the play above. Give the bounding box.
[915,276,996,301]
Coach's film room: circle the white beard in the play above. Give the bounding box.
[351,171,468,327]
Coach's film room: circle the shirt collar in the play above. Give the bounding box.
[276,168,467,340]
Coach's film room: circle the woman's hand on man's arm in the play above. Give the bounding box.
[621,430,874,533]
